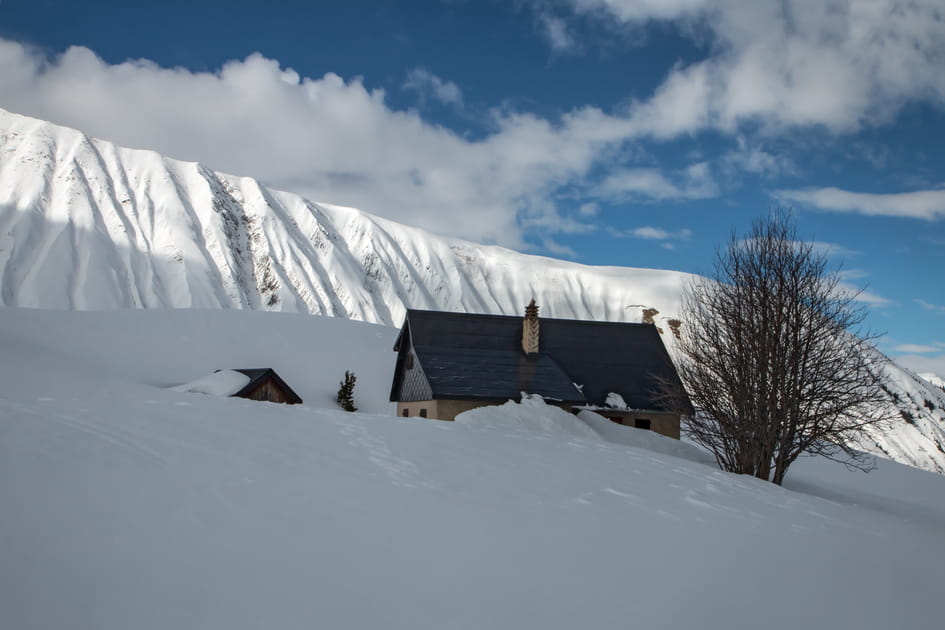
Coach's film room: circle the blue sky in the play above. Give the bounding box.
[1,0,944,374]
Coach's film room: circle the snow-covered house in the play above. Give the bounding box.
[389,302,689,438]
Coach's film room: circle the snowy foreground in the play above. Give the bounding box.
[1,309,944,630]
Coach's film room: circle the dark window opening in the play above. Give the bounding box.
[402,408,409,417]
[608,416,623,425]
[634,419,651,430]
[419,408,428,418]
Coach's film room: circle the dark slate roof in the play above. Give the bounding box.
[392,309,686,411]
[414,346,584,403]
[231,368,303,403]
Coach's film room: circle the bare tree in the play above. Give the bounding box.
[662,212,890,485]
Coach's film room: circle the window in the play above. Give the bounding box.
[419,408,428,418]
[402,408,409,417]
[634,418,651,430]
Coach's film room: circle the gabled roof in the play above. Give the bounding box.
[391,309,687,412]
[231,368,303,404]
[414,347,583,403]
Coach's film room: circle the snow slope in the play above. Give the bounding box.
[0,108,686,325]
[920,372,945,390]
[1,107,944,474]
[1,307,943,630]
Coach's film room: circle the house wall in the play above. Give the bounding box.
[396,394,680,438]
[598,411,680,439]
[396,348,434,402]
[398,398,575,422]
[239,379,300,405]
[397,399,504,421]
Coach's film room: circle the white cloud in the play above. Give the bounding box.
[776,187,945,221]
[820,265,889,306]
[834,281,890,307]
[600,169,680,199]
[632,226,693,240]
[626,62,711,139]
[403,68,464,107]
[895,353,945,379]
[893,344,940,354]
[598,161,718,200]
[7,0,943,254]
[850,288,890,307]
[540,237,579,258]
[607,225,693,249]
[916,299,945,315]
[0,40,647,249]
[569,0,706,22]
[551,0,945,135]
[538,13,580,53]
[721,136,796,178]
[578,202,599,217]
[814,243,859,258]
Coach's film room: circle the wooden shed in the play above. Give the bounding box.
[229,368,303,405]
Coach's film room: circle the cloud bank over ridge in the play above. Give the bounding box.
[2,1,944,249]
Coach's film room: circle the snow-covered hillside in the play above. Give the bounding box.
[920,372,945,390]
[1,307,943,630]
[1,107,944,474]
[0,108,686,325]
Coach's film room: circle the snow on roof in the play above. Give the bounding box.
[171,370,251,397]
[605,392,628,410]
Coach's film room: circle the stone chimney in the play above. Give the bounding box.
[522,299,540,354]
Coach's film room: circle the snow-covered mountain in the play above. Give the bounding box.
[920,372,945,391]
[0,108,686,325]
[1,107,944,473]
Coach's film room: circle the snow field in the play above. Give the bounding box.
[1,307,943,630]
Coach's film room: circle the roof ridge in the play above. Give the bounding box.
[406,308,655,327]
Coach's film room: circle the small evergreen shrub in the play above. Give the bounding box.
[337,370,358,412]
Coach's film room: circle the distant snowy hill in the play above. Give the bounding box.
[1,108,944,473]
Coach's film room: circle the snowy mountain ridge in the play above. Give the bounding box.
[1,107,944,473]
[920,373,945,391]
[0,108,687,325]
